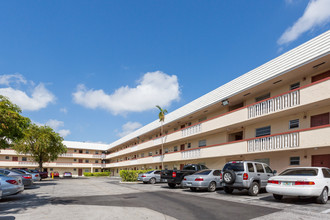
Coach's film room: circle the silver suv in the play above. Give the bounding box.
[221,161,276,196]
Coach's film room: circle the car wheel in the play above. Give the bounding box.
[168,183,176,188]
[190,187,197,192]
[248,182,260,196]
[273,194,283,200]
[149,178,156,184]
[316,187,328,204]
[224,186,233,194]
[222,170,236,184]
[208,181,216,192]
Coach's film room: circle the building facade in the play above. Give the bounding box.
[1,31,330,176]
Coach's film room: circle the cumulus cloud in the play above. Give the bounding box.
[278,0,330,45]
[117,121,143,138]
[58,129,71,137]
[60,108,68,114]
[43,119,71,138]
[0,74,56,111]
[73,71,180,115]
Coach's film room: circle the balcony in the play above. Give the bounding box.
[248,90,300,118]
[181,124,202,137]
[60,153,105,159]
[181,148,201,159]
[247,132,299,152]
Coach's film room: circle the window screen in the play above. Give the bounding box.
[255,93,270,102]
[289,119,299,129]
[198,140,207,147]
[290,156,300,165]
[256,126,271,137]
[290,82,300,90]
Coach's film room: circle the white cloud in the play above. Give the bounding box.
[0,74,56,111]
[117,121,143,137]
[73,71,180,115]
[0,73,27,86]
[60,108,68,114]
[46,119,64,130]
[278,0,330,45]
[58,129,71,137]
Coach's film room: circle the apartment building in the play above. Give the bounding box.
[1,31,330,177]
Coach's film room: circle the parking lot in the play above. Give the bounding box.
[0,177,330,220]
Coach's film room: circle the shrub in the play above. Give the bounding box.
[119,169,153,182]
[83,171,111,177]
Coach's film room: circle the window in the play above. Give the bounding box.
[255,93,270,102]
[256,126,271,137]
[50,168,53,171]
[198,140,207,147]
[85,169,89,172]
[213,170,221,176]
[187,143,191,149]
[264,165,273,174]
[255,163,265,173]
[148,152,152,156]
[86,150,89,154]
[155,150,158,155]
[154,171,161,174]
[289,119,299,129]
[198,117,207,122]
[141,153,144,157]
[187,122,192,126]
[79,150,83,153]
[247,163,255,172]
[94,169,99,172]
[311,112,329,127]
[174,146,178,152]
[74,159,77,162]
[174,127,178,131]
[22,157,27,161]
[95,151,99,154]
[164,165,168,169]
[290,82,300,90]
[5,156,9,160]
[85,159,89,163]
[95,160,99,163]
[322,169,330,178]
[74,149,77,153]
[290,156,300,165]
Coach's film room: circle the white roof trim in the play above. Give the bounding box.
[63,141,108,151]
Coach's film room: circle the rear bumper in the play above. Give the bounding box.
[182,181,209,188]
[266,184,323,197]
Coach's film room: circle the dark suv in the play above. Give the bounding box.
[221,161,276,196]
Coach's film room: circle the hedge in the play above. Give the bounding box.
[119,169,153,182]
[84,171,111,177]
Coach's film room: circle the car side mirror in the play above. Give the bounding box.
[273,170,277,174]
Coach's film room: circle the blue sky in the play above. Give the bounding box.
[0,0,330,144]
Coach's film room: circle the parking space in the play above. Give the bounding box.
[0,177,329,220]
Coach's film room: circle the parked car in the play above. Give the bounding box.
[50,171,60,178]
[161,164,209,188]
[0,169,33,187]
[221,161,276,196]
[14,169,41,182]
[266,167,330,204]
[138,170,166,184]
[0,174,24,198]
[63,172,72,178]
[182,169,222,192]
[29,169,48,180]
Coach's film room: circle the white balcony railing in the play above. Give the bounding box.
[130,159,138,165]
[152,155,163,162]
[153,137,165,146]
[18,161,38,166]
[248,90,300,118]
[247,132,299,152]
[181,148,201,159]
[182,124,202,137]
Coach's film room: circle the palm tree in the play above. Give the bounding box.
[156,105,168,169]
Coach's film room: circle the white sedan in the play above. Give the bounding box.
[266,167,330,204]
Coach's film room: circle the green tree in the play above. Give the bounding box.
[156,105,168,169]
[0,95,30,149]
[14,124,67,171]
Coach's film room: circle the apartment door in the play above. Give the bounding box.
[312,155,330,168]
[180,144,185,151]
[78,159,83,163]
[311,112,329,127]
[159,149,162,155]
[78,169,83,176]
[180,164,184,170]
[311,70,330,83]
[12,156,18,161]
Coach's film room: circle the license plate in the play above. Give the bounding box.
[282,181,292,186]
[186,183,192,186]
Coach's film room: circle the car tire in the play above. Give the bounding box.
[149,178,156,184]
[316,187,328,204]
[168,183,176,188]
[273,194,283,200]
[248,182,260,196]
[190,187,197,192]
[222,170,236,184]
[208,181,216,192]
[224,186,234,194]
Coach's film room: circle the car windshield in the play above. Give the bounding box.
[279,169,318,176]
[194,170,211,175]
[12,170,25,174]
[223,163,244,172]
[28,170,39,173]
[145,171,153,174]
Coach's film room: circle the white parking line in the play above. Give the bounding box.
[321,209,330,214]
